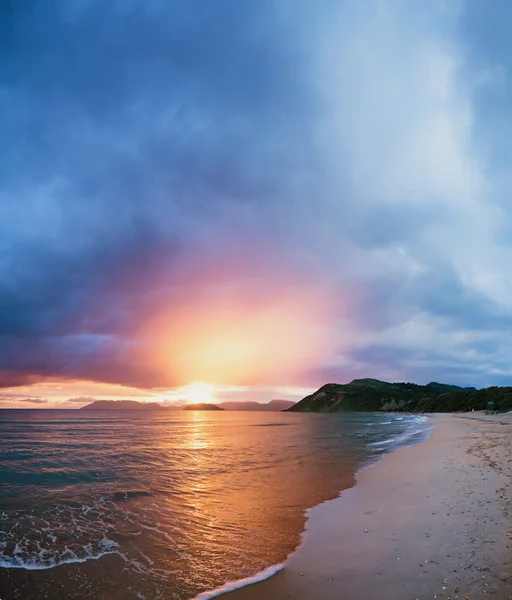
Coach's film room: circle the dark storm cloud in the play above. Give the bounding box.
[2,0,512,392]
[0,0,319,388]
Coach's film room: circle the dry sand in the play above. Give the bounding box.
[219,414,512,600]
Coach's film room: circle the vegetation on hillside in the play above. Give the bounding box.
[286,379,512,413]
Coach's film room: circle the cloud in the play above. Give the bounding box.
[0,395,48,404]
[159,399,185,407]
[1,1,512,393]
[66,396,96,404]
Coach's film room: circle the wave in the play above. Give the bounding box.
[0,537,118,570]
[192,563,284,600]
[0,491,153,572]
[367,438,396,447]
[366,416,431,450]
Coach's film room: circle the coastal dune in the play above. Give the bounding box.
[219,415,512,600]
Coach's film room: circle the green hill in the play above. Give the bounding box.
[414,386,512,413]
[285,379,512,413]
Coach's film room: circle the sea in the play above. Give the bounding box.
[0,409,430,600]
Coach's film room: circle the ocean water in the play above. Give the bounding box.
[0,409,430,599]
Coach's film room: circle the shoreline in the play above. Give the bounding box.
[214,414,512,600]
[1,414,509,599]
[190,413,433,600]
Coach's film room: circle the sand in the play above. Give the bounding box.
[219,414,512,600]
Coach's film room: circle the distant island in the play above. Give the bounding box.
[182,403,224,411]
[218,400,295,411]
[287,378,512,413]
[79,399,292,411]
[81,400,168,411]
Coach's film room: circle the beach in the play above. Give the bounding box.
[0,412,510,600]
[219,414,512,600]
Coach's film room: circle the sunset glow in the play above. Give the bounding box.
[4,0,512,409]
[143,273,341,389]
[184,382,216,405]
[3,4,512,600]
[0,379,311,409]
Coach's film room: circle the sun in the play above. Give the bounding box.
[185,382,216,404]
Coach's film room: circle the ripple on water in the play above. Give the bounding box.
[0,410,430,599]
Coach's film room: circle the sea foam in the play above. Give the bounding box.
[192,563,284,600]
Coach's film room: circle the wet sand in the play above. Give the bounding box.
[220,414,512,600]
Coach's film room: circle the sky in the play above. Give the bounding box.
[2,0,512,408]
